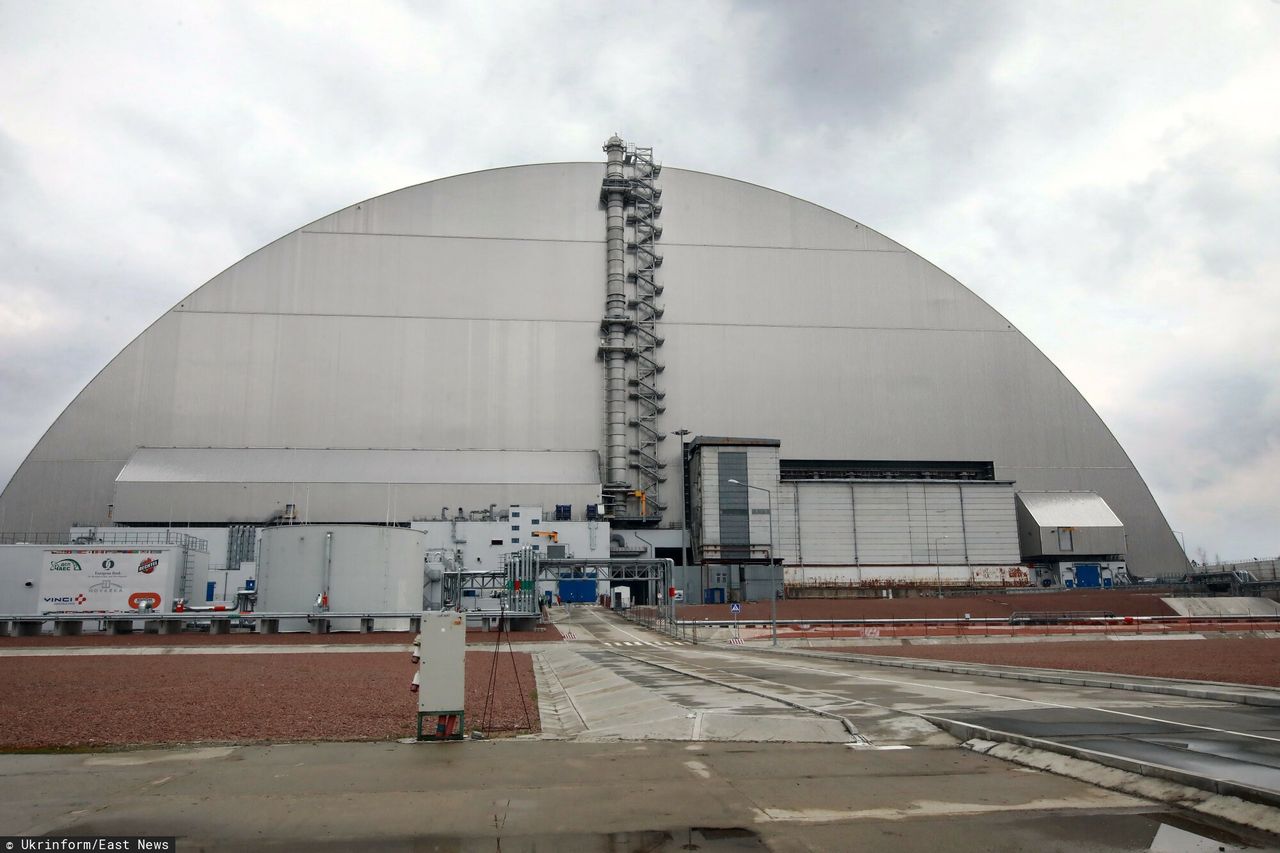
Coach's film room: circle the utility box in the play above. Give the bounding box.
[611,586,631,610]
[417,610,466,739]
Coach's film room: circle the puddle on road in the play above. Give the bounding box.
[377,827,767,852]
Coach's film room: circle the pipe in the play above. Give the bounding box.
[603,135,629,491]
[322,530,333,610]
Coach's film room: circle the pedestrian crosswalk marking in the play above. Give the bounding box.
[599,640,691,647]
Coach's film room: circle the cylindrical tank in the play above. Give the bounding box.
[257,524,426,631]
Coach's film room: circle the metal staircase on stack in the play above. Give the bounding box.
[624,145,666,519]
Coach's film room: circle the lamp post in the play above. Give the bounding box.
[671,429,692,567]
[672,429,692,617]
[934,535,949,598]
[728,479,778,646]
[1170,529,1191,571]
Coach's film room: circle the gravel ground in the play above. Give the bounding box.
[0,650,539,751]
[678,590,1176,621]
[0,625,562,648]
[827,638,1280,687]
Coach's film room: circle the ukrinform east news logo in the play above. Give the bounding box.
[50,558,82,572]
[137,557,160,574]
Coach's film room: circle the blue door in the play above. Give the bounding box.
[558,572,598,603]
[1074,564,1102,588]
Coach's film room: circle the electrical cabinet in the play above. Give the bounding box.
[418,610,466,714]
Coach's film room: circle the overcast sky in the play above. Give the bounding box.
[1,1,1276,561]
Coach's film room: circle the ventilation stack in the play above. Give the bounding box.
[599,136,666,524]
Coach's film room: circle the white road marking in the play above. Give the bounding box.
[752,794,1141,823]
[683,760,712,779]
[681,653,1280,746]
[588,609,651,644]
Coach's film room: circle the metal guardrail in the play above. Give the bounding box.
[0,611,430,622]
[668,613,1280,628]
[0,530,209,551]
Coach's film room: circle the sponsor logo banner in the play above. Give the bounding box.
[40,549,173,613]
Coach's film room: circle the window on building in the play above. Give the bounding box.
[511,524,519,531]
[1057,528,1073,551]
[531,518,540,525]
[511,510,521,517]
[532,544,540,552]
[511,537,520,544]
[490,538,503,546]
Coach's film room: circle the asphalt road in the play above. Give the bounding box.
[1,739,1266,852]
[560,608,1280,802]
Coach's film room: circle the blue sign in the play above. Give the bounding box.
[730,603,742,614]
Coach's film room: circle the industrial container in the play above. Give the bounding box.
[257,524,426,630]
[37,546,194,614]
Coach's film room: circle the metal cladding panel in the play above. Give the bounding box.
[962,484,1021,564]
[1016,492,1129,558]
[308,164,604,242]
[181,231,603,320]
[0,545,44,613]
[744,447,781,548]
[695,450,720,546]
[1037,526,1127,557]
[117,448,600,485]
[257,524,425,630]
[662,243,1006,331]
[717,452,749,549]
[0,164,1182,575]
[1017,491,1123,528]
[916,484,966,564]
[795,483,855,564]
[852,484,913,564]
[779,480,1020,569]
[110,483,603,526]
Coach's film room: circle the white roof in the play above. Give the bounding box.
[1016,491,1122,528]
[117,448,601,486]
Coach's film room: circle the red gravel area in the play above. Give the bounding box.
[678,590,1176,621]
[831,638,1280,688]
[0,650,539,751]
[0,624,561,647]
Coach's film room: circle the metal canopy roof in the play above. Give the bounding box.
[116,448,601,486]
[689,436,782,449]
[1017,491,1123,528]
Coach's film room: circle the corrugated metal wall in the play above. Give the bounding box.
[777,481,1019,568]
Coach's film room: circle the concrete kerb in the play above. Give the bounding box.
[923,713,1280,811]
[744,646,1280,708]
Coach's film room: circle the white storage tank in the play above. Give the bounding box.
[257,524,426,631]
